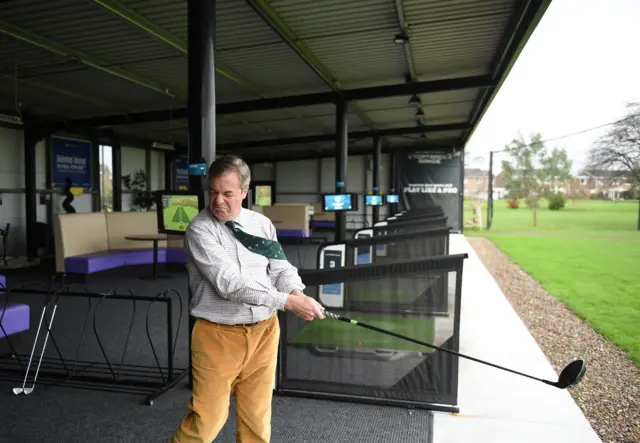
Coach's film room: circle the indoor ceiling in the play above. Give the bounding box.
[0,0,551,162]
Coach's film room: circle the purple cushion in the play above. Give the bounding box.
[65,251,127,274]
[277,229,312,238]
[0,302,30,338]
[310,220,335,228]
[166,248,186,264]
[120,248,167,266]
[0,274,5,290]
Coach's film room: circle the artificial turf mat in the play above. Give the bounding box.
[289,313,435,353]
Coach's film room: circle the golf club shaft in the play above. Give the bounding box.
[324,310,554,386]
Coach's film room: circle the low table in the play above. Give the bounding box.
[125,234,169,280]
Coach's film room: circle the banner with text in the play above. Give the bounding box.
[51,137,92,189]
[173,155,190,190]
[395,149,462,230]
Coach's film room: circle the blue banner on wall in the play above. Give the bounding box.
[51,137,92,189]
[173,155,189,190]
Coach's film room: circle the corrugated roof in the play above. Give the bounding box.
[0,0,549,161]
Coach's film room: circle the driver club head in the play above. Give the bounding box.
[556,359,586,389]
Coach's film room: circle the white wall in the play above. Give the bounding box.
[271,154,390,229]
[252,162,274,182]
[121,146,166,210]
[0,127,27,256]
[0,127,168,256]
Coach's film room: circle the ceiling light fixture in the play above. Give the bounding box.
[394,34,409,44]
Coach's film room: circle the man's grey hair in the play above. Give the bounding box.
[208,154,251,189]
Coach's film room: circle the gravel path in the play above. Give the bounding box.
[468,237,639,443]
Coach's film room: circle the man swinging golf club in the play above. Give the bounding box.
[170,155,325,443]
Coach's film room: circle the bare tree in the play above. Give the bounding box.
[587,102,640,188]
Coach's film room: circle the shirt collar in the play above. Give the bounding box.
[232,208,248,227]
[209,207,247,227]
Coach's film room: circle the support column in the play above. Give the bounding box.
[187,0,217,389]
[45,135,54,252]
[23,125,38,260]
[188,0,217,198]
[145,145,152,193]
[487,150,494,230]
[91,138,101,212]
[164,152,174,190]
[335,98,348,242]
[112,139,123,212]
[372,136,381,224]
[389,152,398,212]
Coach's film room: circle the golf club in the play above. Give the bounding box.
[322,310,586,389]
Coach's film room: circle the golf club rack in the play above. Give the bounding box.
[0,274,188,405]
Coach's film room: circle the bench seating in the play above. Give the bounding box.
[310,220,335,228]
[63,248,187,274]
[0,303,30,338]
[310,203,335,228]
[277,229,313,238]
[0,274,30,340]
[55,211,186,275]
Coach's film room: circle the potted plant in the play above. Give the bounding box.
[122,169,155,211]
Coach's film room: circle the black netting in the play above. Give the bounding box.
[318,227,451,314]
[279,255,466,410]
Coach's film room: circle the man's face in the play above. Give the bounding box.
[209,171,248,221]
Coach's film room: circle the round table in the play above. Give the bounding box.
[125,234,169,280]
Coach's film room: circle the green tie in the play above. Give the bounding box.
[225,221,287,260]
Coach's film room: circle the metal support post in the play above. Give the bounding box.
[487,151,494,230]
[335,99,348,242]
[23,125,38,260]
[372,137,381,224]
[110,136,122,212]
[187,0,217,389]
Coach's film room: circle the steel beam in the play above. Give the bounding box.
[219,122,468,150]
[335,99,348,242]
[67,75,491,127]
[241,141,455,164]
[372,136,382,224]
[245,0,376,130]
[95,0,328,137]
[0,20,176,98]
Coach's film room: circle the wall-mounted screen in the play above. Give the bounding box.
[365,194,384,206]
[386,194,399,204]
[322,193,357,212]
[156,191,203,235]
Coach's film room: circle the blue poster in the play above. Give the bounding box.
[173,155,189,190]
[51,137,92,189]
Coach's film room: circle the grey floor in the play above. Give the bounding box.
[0,237,435,443]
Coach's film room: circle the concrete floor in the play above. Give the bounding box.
[432,234,601,443]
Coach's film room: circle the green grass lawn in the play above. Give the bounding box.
[464,199,640,367]
[290,313,435,353]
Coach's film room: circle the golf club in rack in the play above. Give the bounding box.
[322,310,586,390]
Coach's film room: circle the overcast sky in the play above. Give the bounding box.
[465,0,640,174]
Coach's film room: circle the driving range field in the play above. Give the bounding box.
[466,199,640,366]
[290,312,436,352]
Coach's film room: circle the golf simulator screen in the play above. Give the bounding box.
[365,194,384,206]
[386,194,399,204]
[156,191,202,235]
[322,193,357,212]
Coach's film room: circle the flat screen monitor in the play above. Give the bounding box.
[156,191,203,235]
[385,194,399,204]
[365,194,384,206]
[322,193,357,212]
